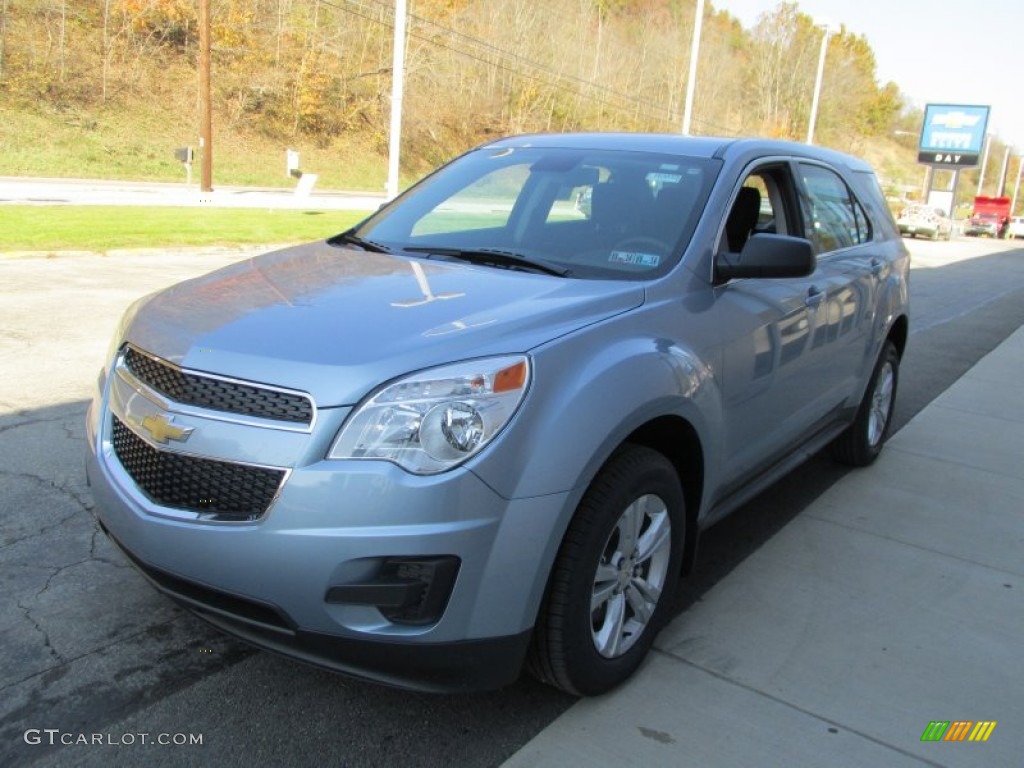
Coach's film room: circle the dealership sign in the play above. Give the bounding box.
[917,104,990,167]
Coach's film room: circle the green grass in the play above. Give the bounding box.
[0,102,418,191]
[0,206,372,252]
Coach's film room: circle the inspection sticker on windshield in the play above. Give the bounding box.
[609,251,661,267]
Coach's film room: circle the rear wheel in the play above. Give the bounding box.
[832,341,899,466]
[528,444,685,695]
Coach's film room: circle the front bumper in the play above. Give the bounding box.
[84,361,569,692]
[898,223,937,238]
[98,523,531,692]
[965,224,998,236]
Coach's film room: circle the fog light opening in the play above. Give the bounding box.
[325,556,461,626]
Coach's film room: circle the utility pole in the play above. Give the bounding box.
[681,0,704,135]
[199,0,213,192]
[1,0,8,85]
[386,0,408,200]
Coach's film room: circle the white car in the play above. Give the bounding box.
[1008,216,1024,239]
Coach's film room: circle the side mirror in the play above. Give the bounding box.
[715,234,814,281]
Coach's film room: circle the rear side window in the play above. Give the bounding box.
[799,164,872,253]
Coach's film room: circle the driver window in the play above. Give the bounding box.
[719,167,794,255]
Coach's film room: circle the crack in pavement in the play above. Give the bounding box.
[0,469,95,550]
[0,614,195,694]
[6,540,151,685]
[15,582,66,666]
[0,411,83,436]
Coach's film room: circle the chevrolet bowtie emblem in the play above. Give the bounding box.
[140,413,194,444]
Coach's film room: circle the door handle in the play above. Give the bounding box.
[870,258,882,276]
[805,286,825,308]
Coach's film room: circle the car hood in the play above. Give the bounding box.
[121,241,644,406]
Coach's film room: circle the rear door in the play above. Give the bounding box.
[795,161,880,409]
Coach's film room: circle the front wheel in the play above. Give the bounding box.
[528,444,685,695]
[832,341,899,466]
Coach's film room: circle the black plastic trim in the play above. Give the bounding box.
[193,609,531,693]
[101,526,530,692]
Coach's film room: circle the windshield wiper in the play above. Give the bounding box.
[328,231,392,254]
[404,247,570,277]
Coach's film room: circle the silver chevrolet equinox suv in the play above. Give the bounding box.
[86,134,910,695]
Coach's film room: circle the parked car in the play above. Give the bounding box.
[86,134,910,696]
[1008,216,1024,239]
[896,203,952,240]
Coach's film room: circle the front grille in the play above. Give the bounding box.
[123,346,313,425]
[111,416,285,521]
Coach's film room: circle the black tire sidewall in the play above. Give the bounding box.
[553,446,685,695]
[853,341,899,463]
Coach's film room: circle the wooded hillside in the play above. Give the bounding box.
[0,0,924,190]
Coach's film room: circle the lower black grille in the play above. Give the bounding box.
[111,416,285,521]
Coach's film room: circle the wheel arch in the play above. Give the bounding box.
[887,313,909,360]
[622,415,704,575]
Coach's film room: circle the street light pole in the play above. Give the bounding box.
[997,145,1011,196]
[976,133,991,196]
[1011,155,1022,216]
[681,0,704,135]
[386,0,408,200]
[806,22,838,145]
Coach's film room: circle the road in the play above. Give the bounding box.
[0,176,387,210]
[2,235,1023,767]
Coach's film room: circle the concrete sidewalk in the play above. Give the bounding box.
[504,327,1024,767]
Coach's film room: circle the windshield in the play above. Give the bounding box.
[354,146,719,279]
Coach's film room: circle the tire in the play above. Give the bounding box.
[832,341,899,466]
[528,444,685,695]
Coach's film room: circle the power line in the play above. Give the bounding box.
[317,0,680,124]
[300,0,746,135]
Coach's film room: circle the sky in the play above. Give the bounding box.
[716,0,1024,148]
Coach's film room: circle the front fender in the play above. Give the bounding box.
[469,303,720,505]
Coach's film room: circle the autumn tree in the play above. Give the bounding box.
[0,0,919,183]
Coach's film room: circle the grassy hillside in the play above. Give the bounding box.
[0,101,397,191]
[1,98,929,196]
[0,0,938,196]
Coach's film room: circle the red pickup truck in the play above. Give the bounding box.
[965,196,1011,238]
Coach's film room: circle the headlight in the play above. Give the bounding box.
[328,356,530,474]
